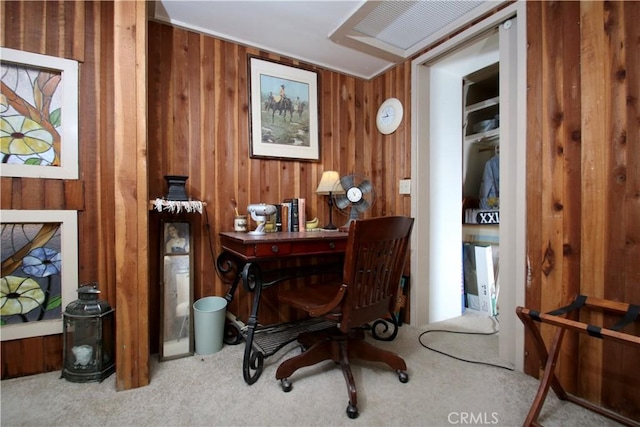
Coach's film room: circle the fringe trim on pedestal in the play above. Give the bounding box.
[153,198,204,214]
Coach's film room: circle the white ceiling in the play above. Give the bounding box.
[152,0,503,80]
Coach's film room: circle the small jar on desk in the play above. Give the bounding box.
[234,215,248,232]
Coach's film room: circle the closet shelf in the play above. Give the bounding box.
[464,96,499,114]
[465,128,499,145]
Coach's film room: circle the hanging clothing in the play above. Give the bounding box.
[479,154,499,209]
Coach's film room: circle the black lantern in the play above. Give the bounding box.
[62,283,115,383]
[164,175,189,201]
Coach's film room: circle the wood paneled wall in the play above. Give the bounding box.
[1,0,152,390]
[0,1,411,383]
[146,21,411,330]
[1,1,638,419]
[1,0,108,377]
[525,1,639,420]
[112,0,150,391]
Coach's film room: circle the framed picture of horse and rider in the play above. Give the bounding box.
[248,56,319,161]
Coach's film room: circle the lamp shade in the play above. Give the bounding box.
[316,171,343,195]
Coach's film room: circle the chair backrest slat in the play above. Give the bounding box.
[340,216,414,332]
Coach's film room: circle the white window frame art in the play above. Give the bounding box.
[1,47,79,179]
[1,210,79,341]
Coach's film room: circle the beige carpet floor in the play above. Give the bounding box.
[1,312,623,427]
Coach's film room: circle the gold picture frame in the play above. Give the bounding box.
[248,56,319,161]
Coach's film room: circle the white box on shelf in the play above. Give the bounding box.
[463,244,497,317]
[474,245,497,316]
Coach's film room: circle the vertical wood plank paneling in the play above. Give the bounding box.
[132,0,150,391]
[0,178,11,204]
[402,61,412,214]
[112,0,149,391]
[95,0,117,308]
[559,0,582,394]
[621,0,640,312]
[78,0,100,292]
[146,18,167,342]
[64,180,84,211]
[43,179,64,208]
[68,0,85,62]
[540,0,580,392]
[201,36,221,301]
[525,1,638,420]
[21,179,44,209]
[601,1,628,298]
[170,28,189,175]
[186,31,201,199]
[1,340,21,377]
[145,22,413,329]
[16,337,42,376]
[2,3,638,416]
[579,0,607,403]
[20,2,43,54]
[1,0,91,379]
[42,334,63,372]
[0,1,4,47]
[539,0,564,372]
[1,1,22,48]
[185,30,203,303]
[44,1,60,55]
[601,1,640,419]
[0,0,84,60]
[524,0,544,379]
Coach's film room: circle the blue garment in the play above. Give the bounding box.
[479,155,499,209]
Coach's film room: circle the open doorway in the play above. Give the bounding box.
[409,2,526,370]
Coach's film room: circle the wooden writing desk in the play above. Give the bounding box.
[217,231,348,384]
[219,230,348,261]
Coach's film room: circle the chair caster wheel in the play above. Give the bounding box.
[346,403,359,419]
[280,378,292,392]
[398,370,409,383]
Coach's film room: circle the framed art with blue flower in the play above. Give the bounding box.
[1,210,78,341]
[1,48,79,179]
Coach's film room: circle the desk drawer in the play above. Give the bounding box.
[219,231,348,261]
[253,242,292,257]
[291,239,346,255]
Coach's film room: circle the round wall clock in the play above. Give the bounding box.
[376,97,403,135]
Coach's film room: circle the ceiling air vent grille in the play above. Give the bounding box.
[331,0,499,63]
[354,0,486,50]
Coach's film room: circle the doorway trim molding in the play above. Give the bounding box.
[409,1,526,370]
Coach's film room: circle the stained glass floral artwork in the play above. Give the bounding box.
[0,48,78,179]
[1,222,63,325]
[1,63,62,167]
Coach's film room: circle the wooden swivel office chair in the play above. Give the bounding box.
[275,216,414,419]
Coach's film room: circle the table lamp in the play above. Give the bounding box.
[315,171,344,230]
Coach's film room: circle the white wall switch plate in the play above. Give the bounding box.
[399,179,411,195]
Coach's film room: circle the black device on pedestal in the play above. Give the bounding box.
[62,283,115,383]
[165,175,189,201]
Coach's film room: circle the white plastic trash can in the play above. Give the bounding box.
[193,296,227,355]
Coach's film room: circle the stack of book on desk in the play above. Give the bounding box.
[277,198,306,232]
